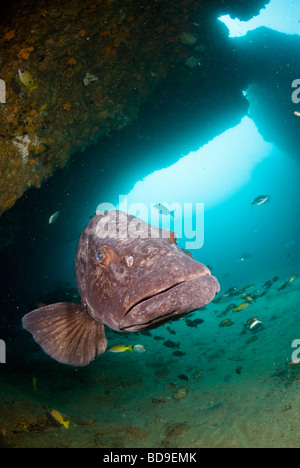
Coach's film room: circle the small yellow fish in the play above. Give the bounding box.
[39,103,48,115]
[108,344,133,353]
[288,275,297,283]
[50,409,70,429]
[287,360,300,367]
[233,302,251,313]
[32,376,37,391]
[18,69,38,91]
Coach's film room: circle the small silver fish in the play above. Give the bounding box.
[251,195,270,206]
[49,211,59,224]
[240,252,252,262]
[153,203,175,217]
[83,73,99,86]
[133,344,145,353]
[249,320,262,332]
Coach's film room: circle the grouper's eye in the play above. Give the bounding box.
[95,246,117,267]
[96,251,105,263]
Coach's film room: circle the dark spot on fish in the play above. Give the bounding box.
[259,290,268,297]
[152,397,171,405]
[240,252,252,260]
[164,423,189,439]
[172,351,185,357]
[185,319,199,328]
[251,294,260,300]
[212,296,223,303]
[163,340,180,349]
[178,374,189,382]
[219,319,234,328]
[155,368,169,378]
[185,312,195,319]
[246,335,258,344]
[204,402,223,413]
[225,304,237,313]
[227,286,238,294]
[186,320,193,327]
[166,327,176,335]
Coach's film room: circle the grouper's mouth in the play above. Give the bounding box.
[119,273,220,332]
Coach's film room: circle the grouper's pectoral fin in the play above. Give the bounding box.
[22,302,107,366]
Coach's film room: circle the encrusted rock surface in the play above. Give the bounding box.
[0,0,267,216]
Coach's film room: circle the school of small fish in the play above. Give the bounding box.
[26,266,297,434]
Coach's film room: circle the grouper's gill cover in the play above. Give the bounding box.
[22,211,220,366]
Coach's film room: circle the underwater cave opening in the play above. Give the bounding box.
[219,0,300,38]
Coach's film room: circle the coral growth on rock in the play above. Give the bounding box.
[0,0,268,216]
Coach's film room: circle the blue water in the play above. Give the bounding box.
[1,0,300,448]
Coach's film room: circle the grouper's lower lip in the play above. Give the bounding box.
[119,275,220,331]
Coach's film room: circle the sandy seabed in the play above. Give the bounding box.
[1,279,300,448]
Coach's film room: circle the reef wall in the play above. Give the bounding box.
[0,0,268,216]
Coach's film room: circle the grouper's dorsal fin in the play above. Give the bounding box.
[22,302,107,366]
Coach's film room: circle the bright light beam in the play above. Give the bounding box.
[219,0,300,37]
[119,116,273,218]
